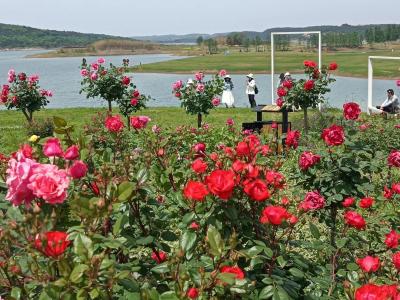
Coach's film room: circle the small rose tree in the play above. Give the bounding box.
[1,70,52,123]
[172,71,225,128]
[79,58,149,126]
[278,61,338,133]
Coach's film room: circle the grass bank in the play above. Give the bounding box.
[0,107,329,154]
[129,49,400,79]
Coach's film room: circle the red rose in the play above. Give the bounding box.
[388,150,400,167]
[18,72,26,81]
[392,183,400,194]
[105,115,125,133]
[151,251,167,264]
[299,151,321,171]
[175,91,181,98]
[90,182,100,196]
[344,211,366,230]
[261,145,271,156]
[189,222,200,230]
[183,180,209,201]
[69,160,88,179]
[343,102,361,120]
[130,116,151,129]
[342,197,355,207]
[385,230,400,249]
[130,98,138,106]
[193,143,206,154]
[359,197,374,209]
[243,179,270,202]
[321,124,345,146]
[121,76,130,85]
[34,231,70,258]
[277,87,287,97]
[285,130,301,149]
[20,144,33,158]
[133,90,140,98]
[312,69,320,79]
[260,206,290,225]
[265,170,285,189]
[187,287,199,299]
[64,145,79,160]
[304,60,317,68]
[206,170,236,200]
[43,138,63,157]
[220,266,244,279]
[355,284,398,300]
[232,160,245,173]
[384,186,393,199]
[393,252,400,270]
[300,191,325,211]
[276,97,284,107]
[329,62,338,71]
[282,80,293,89]
[356,256,380,273]
[304,80,315,91]
[191,159,208,174]
[236,141,251,157]
[245,164,259,178]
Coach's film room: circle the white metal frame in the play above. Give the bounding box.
[271,31,322,104]
[368,56,400,114]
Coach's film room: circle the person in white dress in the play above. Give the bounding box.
[221,75,235,108]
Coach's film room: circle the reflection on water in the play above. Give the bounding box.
[0,50,397,110]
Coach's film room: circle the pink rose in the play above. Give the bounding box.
[69,160,88,179]
[212,97,220,106]
[195,72,204,81]
[64,145,79,160]
[388,150,400,167]
[80,69,88,76]
[300,191,325,211]
[91,63,99,70]
[28,164,70,205]
[46,90,53,97]
[43,138,63,158]
[97,57,105,64]
[397,80,400,87]
[226,118,234,126]
[130,116,151,129]
[299,151,321,171]
[8,69,15,76]
[219,70,227,77]
[90,72,98,80]
[172,80,183,90]
[5,154,39,206]
[196,83,205,93]
[130,98,138,106]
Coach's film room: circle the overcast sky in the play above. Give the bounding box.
[0,0,398,36]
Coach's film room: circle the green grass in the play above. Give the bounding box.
[1,107,306,154]
[129,49,400,79]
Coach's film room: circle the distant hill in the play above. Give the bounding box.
[133,24,399,43]
[0,23,128,49]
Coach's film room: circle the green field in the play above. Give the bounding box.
[129,49,400,79]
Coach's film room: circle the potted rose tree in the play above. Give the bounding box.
[277,61,338,134]
[172,71,225,128]
[80,58,149,128]
[1,70,52,123]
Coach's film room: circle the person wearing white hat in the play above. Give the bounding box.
[246,73,257,108]
[221,75,235,108]
[284,72,292,81]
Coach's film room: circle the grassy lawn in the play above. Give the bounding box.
[1,107,311,154]
[129,49,400,79]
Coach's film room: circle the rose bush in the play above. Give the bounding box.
[0,102,399,299]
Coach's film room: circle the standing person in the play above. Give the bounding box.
[376,89,399,114]
[221,75,235,108]
[284,72,292,81]
[277,73,285,88]
[246,74,257,108]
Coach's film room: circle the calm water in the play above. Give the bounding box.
[0,50,397,110]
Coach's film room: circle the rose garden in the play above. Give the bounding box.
[0,58,399,300]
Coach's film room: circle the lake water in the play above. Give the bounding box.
[0,50,397,110]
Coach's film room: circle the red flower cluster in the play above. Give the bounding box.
[304,80,315,91]
[299,151,321,171]
[286,130,301,149]
[304,60,317,68]
[355,284,398,300]
[260,206,292,225]
[34,231,70,258]
[388,150,400,168]
[300,191,325,211]
[321,124,345,146]
[220,266,245,279]
[344,211,366,230]
[343,102,361,120]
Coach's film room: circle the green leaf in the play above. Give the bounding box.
[217,272,236,285]
[11,287,22,300]
[309,223,320,239]
[346,263,359,271]
[70,264,89,283]
[53,116,67,127]
[207,226,223,256]
[113,213,128,235]
[151,262,170,274]
[289,268,304,278]
[159,291,179,300]
[73,234,94,260]
[136,236,154,245]
[136,169,149,185]
[161,231,178,241]
[181,231,197,252]
[259,285,274,299]
[277,256,287,268]
[89,288,100,299]
[242,246,263,258]
[118,181,135,202]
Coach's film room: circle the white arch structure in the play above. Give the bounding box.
[367,56,400,115]
[270,31,322,104]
